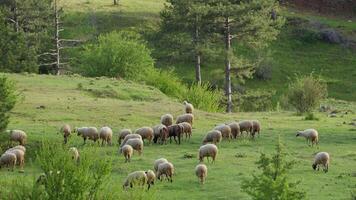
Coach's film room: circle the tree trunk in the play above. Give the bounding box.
[54,0,60,75]
[194,18,202,85]
[114,0,118,5]
[224,17,232,113]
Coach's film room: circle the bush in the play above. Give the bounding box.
[0,75,18,132]
[285,74,327,114]
[304,112,319,121]
[254,64,272,80]
[242,137,306,200]
[235,90,276,112]
[77,31,155,80]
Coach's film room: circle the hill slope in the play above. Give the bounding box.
[0,74,355,199]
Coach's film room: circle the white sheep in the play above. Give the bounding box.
[118,129,132,145]
[195,164,208,184]
[199,144,218,163]
[179,122,192,141]
[121,138,143,155]
[69,147,80,162]
[157,162,174,182]
[5,148,25,170]
[161,114,174,127]
[135,127,154,144]
[75,127,99,144]
[183,101,194,114]
[9,130,27,146]
[251,120,261,138]
[202,130,222,145]
[296,129,319,146]
[238,120,253,136]
[121,144,133,162]
[60,124,71,144]
[0,152,17,171]
[7,145,26,153]
[120,134,142,148]
[154,158,168,173]
[176,113,194,126]
[312,152,330,173]
[228,122,240,139]
[153,124,169,144]
[123,171,148,189]
[99,126,113,146]
[214,124,232,141]
[146,170,156,190]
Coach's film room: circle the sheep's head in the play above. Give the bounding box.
[183,101,187,105]
[296,131,301,137]
[312,163,317,170]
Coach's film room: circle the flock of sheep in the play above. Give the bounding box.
[0,100,330,190]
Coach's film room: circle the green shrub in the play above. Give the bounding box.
[304,112,319,121]
[285,74,327,114]
[242,137,306,200]
[0,75,18,132]
[235,90,276,112]
[77,31,155,80]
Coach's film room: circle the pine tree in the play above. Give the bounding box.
[0,75,18,133]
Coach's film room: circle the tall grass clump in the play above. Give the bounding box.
[183,83,223,112]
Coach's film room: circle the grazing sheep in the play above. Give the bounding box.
[7,145,26,153]
[153,124,169,145]
[214,124,232,141]
[251,120,261,138]
[161,114,174,127]
[0,152,17,171]
[157,162,174,182]
[168,124,184,144]
[123,171,148,189]
[120,134,142,148]
[135,127,154,144]
[195,164,208,184]
[154,158,168,173]
[5,149,25,170]
[179,122,192,140]
[202,130,222,145]
[146,170,156,190]
[238,120,253,136]
[228,122,240,139]
[118,129,132,145]
[121,138,143,155]
[75,127,99,144]
[176,113,194,126]
[99,126,113,146]
[60,124,71,144]
[9,130,27,146]
[312,152,330,173]
[69,147,80,162]
[121,144,133,162]
[296,129,319,146]
[199,144,218,163]
[183,101,194,114]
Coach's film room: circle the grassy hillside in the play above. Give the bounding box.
[0,73,355,199]
[59,0,356,103]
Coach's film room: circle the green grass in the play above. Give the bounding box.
[0,73,356,199]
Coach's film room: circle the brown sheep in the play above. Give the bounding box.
[153,124,169,145]
[168,124,184,145]
[251,120,261,138]
[60,124,71,144]
[179,122,192,141]
[118,129,132,145]
[238,120,253,136]
[176,114,194,126]
[228,122,240,139]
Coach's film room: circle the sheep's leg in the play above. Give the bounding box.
[173,136,177,144]
[83,137,87,145]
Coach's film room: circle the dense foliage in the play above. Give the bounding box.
[0,75,18,132]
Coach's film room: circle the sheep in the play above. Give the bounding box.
[123,171,148,190]
[251,120,261,138]
[312,152,330,173]
[214,124,232,141]
[183,101,194,114]
[157,162,174,182]
[238,120,253,136]
[161,114,174,127]
[154,158,168,173]
[69,147,80,162]
[135,127,154,144]
[118,129,132,145]
[0,152,17,171]
[168,124,184,144]
[121,144,133,162]
[75,127,99,144]
[195,164,208,184]
[7,145,26,153]
[202,130,222,145]
[99,126,113,146]
[179,122,192,141]
[228,122,240,139]
[60,124,71,144]
[9,130,27,146]
[176,113,194,126]
[5,149,25,170]
[153,124,169,145]
[120,134,142,148]
[121,138,143,155]
[199,144,218,163]
[146,170,156,190]
[296,129,319,147]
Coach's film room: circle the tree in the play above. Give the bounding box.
[160,0,215,85]
[242,137,306,200]
[114,0,118,5]
[0,75,18,133]
[209,0,284,112]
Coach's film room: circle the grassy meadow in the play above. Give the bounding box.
[0,73,355,199]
